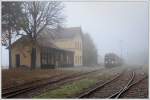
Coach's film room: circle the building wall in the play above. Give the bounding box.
[11,43,31,68]
[11,43,41,68]
[73,35,83,66]
[53,34,83,66]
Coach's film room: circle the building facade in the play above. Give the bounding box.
[52,27,83,66]
[11,27,83,68]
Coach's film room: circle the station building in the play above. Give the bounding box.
[11,27,83,68]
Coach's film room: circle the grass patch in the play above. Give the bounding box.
[34,78,97,98]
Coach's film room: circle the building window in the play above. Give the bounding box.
[77,41,78,49]
[76,56,78,64]
[79,41,81,49]
[75,56,77,64]
[78,56,80,64]
[80,56,82,64]
[78,41,79,49]
[67,55,69,64]
[48,50,51,64]
[41,48,47,64]
[75,41,79,49]
[77,56,79,64]
[75,41,77,49]
[77,56,78,64]
[78,41,81,49]
[80,42,82,49]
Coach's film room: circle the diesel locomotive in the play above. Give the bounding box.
[104,53,123,68]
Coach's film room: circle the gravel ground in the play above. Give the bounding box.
[15,73,86,98]
[2,66,148,99]
[2,66,105,88]
[2,68,75,88]
[57,66,104,72]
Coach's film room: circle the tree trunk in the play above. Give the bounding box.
[31,47,36,69]
[8,30,12,69]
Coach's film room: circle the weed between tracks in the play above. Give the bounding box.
[34,69,121,98]
[34,78,97,98]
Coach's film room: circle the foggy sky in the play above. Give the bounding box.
[1,1,149,67]
[63,1,148,65]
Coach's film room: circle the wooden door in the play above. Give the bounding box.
[16,54,20,67]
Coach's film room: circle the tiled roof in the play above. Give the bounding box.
[11,35,58,49]
[11,27,82,52]
[40,26,82,40]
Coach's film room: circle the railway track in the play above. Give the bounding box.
[2,69,102,98]
[2,72,67,90]
[109,72,147,98]
[78,69,147,98]
[108,71,135,98]
[77,70,125,98]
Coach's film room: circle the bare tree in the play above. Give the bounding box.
[19,1,65,39]
[18,1,65,68]
[2,2,24,69]
[2,1,65,69]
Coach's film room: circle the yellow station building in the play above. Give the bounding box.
[51,27,83,66]
[11,27,83,68]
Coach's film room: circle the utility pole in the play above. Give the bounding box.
[119,40,123,58]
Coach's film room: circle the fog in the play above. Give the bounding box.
[63,1,148,66]
[1,1,148,68]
